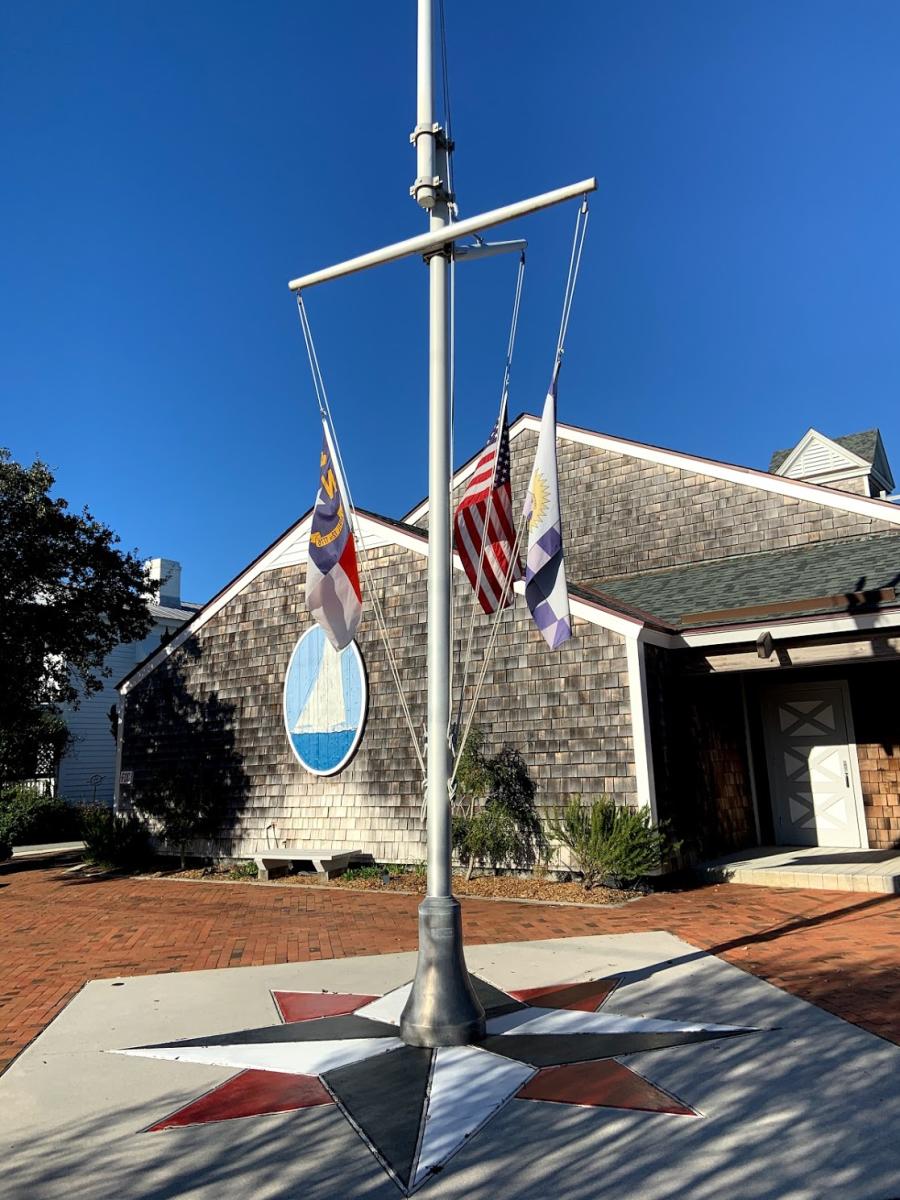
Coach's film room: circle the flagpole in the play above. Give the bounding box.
[399,0,486,1047]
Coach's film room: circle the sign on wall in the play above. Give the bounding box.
[283,626,368,775]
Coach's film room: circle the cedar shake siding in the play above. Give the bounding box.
[510,431,898,584]
[120,544,635,862]
[428,429,898,585]
[839,667,900,849]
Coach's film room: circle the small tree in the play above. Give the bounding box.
[0,449,153,787]
[124,640,245,867]
[548,795,671,888]
[452,733,546,878]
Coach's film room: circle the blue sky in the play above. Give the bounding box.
[3,1,900,603]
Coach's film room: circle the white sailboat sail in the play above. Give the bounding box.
[293,639,350,734]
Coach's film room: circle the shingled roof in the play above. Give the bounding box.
[769,429,881,473]
[589,532,900,629]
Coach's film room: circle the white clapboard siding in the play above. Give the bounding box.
[57,642,136,806]
[57,614,192,806]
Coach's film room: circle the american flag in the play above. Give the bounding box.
[453,409,522,613]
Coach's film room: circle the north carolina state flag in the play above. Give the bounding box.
[305,423,362,650]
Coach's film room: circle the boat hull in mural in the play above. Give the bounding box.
[290,730,357,773]
[283,626,368,776]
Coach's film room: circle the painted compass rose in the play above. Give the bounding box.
[115,974,753,1196]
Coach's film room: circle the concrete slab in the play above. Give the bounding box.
[700,845,900,893]
[2,932,898,1199]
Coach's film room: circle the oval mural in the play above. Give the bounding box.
[283,626,368,776]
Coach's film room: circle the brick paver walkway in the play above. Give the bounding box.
[2,861,898,1074]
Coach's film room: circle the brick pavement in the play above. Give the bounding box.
[1,861,898,1075]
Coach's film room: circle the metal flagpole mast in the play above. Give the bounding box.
[398,0,485,1047]
[285,3,596,1051]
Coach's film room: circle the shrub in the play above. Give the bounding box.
[0,785,80,847]
[80,806,151,870]
[453,742,547,878]
[0,838,10,863]
[547,795,671,888]
[228,859,258,881]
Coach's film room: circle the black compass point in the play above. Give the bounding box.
[133,1012,400,1051]
[478,1026,751,1068]
[323,1044,435,1192]
[467,974,527,1018]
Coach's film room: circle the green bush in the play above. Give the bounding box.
[227,859,258,880]
[80,806,151,870]
[547,795,671,888]
[0,785,80,847]
[453,744,547,878]
[0,838,10,862]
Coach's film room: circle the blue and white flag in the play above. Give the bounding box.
[523,375,571,648]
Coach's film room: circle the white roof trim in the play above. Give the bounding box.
[405,416,900,527]
[120,510,640,694]
[776,428,870,478]
[673,608,900,648]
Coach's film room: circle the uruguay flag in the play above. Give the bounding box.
[523,374,572,648]
[306,423,362,650]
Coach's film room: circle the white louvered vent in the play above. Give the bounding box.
[785,437,854,479]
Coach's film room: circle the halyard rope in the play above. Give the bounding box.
[296,295,426,781]
[451,198,590,777]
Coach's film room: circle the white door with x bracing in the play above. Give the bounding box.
[761,681,866,848]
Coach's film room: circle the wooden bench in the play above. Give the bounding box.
[252,847,363,882]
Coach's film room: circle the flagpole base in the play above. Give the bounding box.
[399,896,486,1047]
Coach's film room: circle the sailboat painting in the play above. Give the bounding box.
[283,626,367,775]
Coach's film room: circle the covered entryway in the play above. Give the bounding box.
[760,680,867,849]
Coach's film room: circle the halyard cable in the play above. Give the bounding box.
[452,253,526,746]
[451,200,590,779]
[295,295,426,781]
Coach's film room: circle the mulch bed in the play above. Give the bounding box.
[155,865,635,906]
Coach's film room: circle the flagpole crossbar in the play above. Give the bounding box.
[454,238,527,262]
[287,178,597,292]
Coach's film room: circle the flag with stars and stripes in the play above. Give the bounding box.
[523,375,572,648]
[453,408,522,614]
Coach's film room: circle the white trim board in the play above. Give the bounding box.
[405,415,900,528]
[627,633,658,819]
[776,428,871,479]
[118,512,644,695]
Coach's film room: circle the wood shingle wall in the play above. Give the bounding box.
[430,429,898,585]
[121,543,635,862]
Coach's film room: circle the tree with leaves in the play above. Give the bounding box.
[452,729,547,879]
[0,449,153,787]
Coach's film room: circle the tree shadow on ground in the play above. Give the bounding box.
[4,953,900,1200]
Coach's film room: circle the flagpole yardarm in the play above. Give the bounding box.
[286,179,596,292]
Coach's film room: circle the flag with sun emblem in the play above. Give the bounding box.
[523,373,571,648]
[306,421,363,651]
